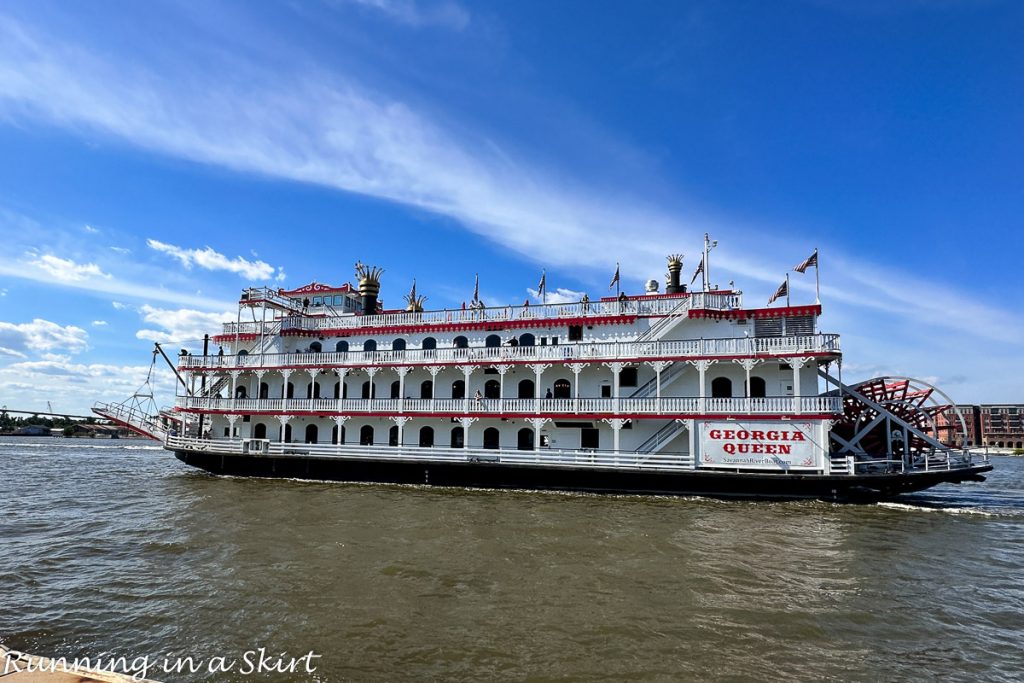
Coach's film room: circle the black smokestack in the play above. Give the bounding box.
[665,254,684,294]
[354,262,383,316]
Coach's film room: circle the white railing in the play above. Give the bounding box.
[183,334,840,370]
[174,395,843,415]
[165,435,698,472]
[218,291,745,338]
[92,401,167,440]
[850,449,988,474]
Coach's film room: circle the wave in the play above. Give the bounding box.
[877,501,1004,517]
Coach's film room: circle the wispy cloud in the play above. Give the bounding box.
[0,318,89,357]
[134,304,235,344]
[527,286,586,305]
[147,239,283,281]
[27,253,111,282]
[345,0,470,30]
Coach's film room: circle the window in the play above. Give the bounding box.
[483,427,500,449]
[364,339,377,352]
[336,340,349,353]
[553,378,571,399]
[601,384,612,398]
[619,367,638,387]
[389,425,399,447]
[517,428,534,451]
[286,382,295,399]
[451,380,466,400]
[749,377,767,398]
[332,425,344,444]
[360,425,374,445]
[419,426,434,447]
[390,380,400,399]
[485,334,501,348]
[361,381,372,400]
[423,337,437,352]
[420,380,433,399]
[568,325,583,341]
[453,336,469,349]
[451,426,464,448]
[392,338,406,351]
[519,333,535,347]
[259,382,269,399]
[284,424,292,443]
[518,379,535,399]
[711,377,732,398]
[235,386,247,399]
[484,379,500,399]
[309,341,322,353]
[253,423,267,439]
[581,428,599,449]
[334,381,341,399]
[312,296,322,305]
[304,424,318,444]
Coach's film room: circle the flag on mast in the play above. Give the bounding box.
[793,249,818,273]
[472,273,479,303]
[538,270,547,304]
[768,278,788,305]
[609,263,620,289]
[690,257,704,285]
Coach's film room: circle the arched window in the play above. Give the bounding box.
[749,376,767,398]
[259,382,269,399]
[619,367,638,387]
[334,381,341,399]
[237,349,248,357]
[419,426,434,447]
[392,338,406,352]
[306,382,321,399]
[309,341,322,353]
[389,425,399,447]
[519,333,535,347]
[553,378,571,399]
[253,423,267,439]
[450,426,464,448]
[332,425,343,444]
[286,382,295,399]
[453,336,468,349]
[284,424,292,443]
[483,427,500,449]
[711,377,732,398]
[451,380,466,400]
[485,334,501,348]
[364,339,377,353]
[360,425,374,445]
[362,381,373,400]
[518,428,534,451]
[484,379,500,399]
[422,337,437,350]
[235,385,247,399]
[304,424,318,444]
[390,380,400,399]
[335,340,349,353]
[518,379,535,399]
[420,380,433,399]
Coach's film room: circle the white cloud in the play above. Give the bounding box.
[91,320,108,326]
[110,246,130,255]
[27,253,111,282]
[83,224,99,234]
[0,318,89,356]
[348,0,470,30]
[147,239,279,281]
[112,301,127,310]
[134,304,235,344]
[527,287,586,305]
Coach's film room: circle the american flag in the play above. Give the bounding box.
[609,263,620,289]
[793,250,818,273]
[538,270,546,296]
[472,274,479,303]
[768,279,788,305]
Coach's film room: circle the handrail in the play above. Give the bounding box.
[183,334,841,371]
[174,395,844,415]
[165,434,699,472]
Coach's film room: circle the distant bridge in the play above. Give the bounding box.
[0,408,101,421]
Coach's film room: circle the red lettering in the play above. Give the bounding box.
[791,431,805,442]
[766,431,778,441]
[723,443,736,454]
[736,430,749,440]
[751,444,764,454]
[738,443,750,454]
[751,430,765,440]
[723,429,735,439]
[765,444,777,455]
[779,444,791,455]
[709,429,722,439]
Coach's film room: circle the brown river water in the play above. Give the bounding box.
[1,437,1022,682]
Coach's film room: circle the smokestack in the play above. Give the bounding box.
[665,254,684,294]
[355,262,383,316]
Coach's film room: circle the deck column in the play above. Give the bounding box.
[395,366,410,413]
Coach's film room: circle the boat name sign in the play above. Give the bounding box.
[700,421,819,470]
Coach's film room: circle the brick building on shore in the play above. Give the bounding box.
[937,404,1024,449]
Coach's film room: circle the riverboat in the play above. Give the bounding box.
[94,239,991,500]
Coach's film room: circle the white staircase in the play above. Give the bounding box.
[629,362,685,399]
[92,401,167,441]
[635,419,687,456]
[634,298,691,342]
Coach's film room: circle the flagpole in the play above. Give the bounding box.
[786,273,791,307]
[702,234,709,292]
[616,262,620,297]
[814,248,820,304]
[542,269,546,306]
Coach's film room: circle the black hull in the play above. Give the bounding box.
[172,449,992,502]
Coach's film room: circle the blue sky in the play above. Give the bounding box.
[0,0,1021,414]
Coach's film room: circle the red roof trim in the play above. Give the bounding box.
[689,304,821,321]
[175,407,837,421]
[276,314,635,338]
[278,282,356,296]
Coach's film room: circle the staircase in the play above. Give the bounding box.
[829,454,852,475]
[634,297,691,342]
[630,362,685,399]
[635,419,687,456]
